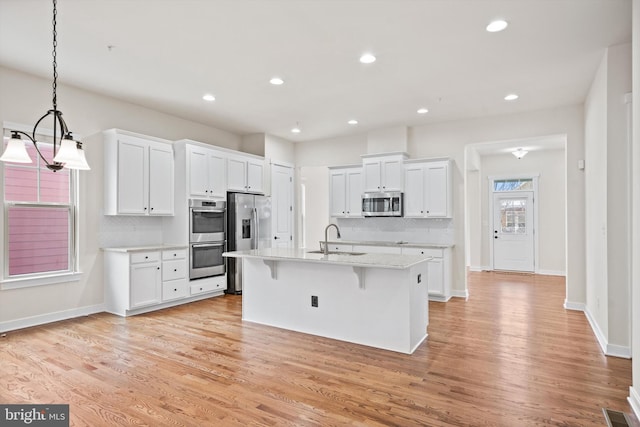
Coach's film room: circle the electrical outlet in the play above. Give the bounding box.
[311,295,318,307]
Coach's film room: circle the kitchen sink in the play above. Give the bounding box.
[307,250,365,256]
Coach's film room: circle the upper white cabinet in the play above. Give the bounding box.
[187,145,226,199]
[403,159,452,218]
[329,166,363,217]
[362,153,407,192]
[104,129,174,216]
[227,154,264,194]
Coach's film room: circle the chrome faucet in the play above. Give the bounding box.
[323,223,341,255]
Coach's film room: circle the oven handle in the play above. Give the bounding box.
[192,242,225,248]
[191,208,225,213]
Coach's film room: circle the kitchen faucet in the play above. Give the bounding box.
[323,223,341,255]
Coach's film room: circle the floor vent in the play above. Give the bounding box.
[603,408,631,427]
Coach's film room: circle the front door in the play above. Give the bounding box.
[492,192,534,272]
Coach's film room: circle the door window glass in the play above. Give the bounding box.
[494,179,533,192]
[499,199,527,234]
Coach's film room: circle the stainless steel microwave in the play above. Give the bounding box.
[362,192,403,217]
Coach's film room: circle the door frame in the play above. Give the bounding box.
[488,174,539,273]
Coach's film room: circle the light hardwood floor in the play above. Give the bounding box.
[0,272,636,426]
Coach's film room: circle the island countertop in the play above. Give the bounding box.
[223,248,431,269]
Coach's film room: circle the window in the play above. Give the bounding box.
[493,178,533,192]
[3,131,77,280]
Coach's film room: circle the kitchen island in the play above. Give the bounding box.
[223,248,430,354]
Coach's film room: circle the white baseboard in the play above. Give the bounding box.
[0,303,105,333]
[536,269,566,277]
[451,289,469,300]
[629,387,640,421]
[563,300,585,311]
[583,306,631,359]
[468,266,484,272]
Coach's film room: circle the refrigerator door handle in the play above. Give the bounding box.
[253,207,259,250]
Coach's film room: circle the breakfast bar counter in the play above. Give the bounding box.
[224,248,430,354]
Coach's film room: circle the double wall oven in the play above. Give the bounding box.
[189,199,226,280]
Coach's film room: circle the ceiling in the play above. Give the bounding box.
[0,0,632,143]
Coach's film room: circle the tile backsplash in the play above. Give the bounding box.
[99,215,164,248]
[335,217,455,245]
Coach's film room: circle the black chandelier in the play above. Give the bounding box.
[0,0,89,171]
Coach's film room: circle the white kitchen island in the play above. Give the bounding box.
[223,248,430,354]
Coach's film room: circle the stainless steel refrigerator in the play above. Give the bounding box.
[226,192,271,294]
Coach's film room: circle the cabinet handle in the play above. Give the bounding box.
[174,253,177,257]
[199,287,203,291]
[174,288,177,291]
[174,269,177,272]
[144,207,147,211]
[157,267,160,270]
[151,207,154,211]
[205,190,209,193]
[145,256,148,259]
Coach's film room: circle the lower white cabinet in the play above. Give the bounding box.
[401,247,452,301]
[352,245,401,254]
[104,247,224,316]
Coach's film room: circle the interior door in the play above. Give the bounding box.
[492,192,534,272]
[271,164,293,247]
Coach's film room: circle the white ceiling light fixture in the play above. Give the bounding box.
[417,108,429,114]
[504,93,519,101]
[348,119,358,125]
[291,122,301,134]
[269,77,284,85]
[486,19,508,33]
[0,0,89,171]
[512,148,528,159]
[202,94,216,102]
[359,53,376,64]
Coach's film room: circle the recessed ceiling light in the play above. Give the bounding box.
[504,93,519,101]
[270,77,284,85]
[486,20,508,32]
[348,119,358,125]
[202,94,215,102]
[359,53,376,64]
[417,108,429,114]
[291,126,301,134]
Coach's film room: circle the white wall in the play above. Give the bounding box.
[479,149,566,275]
[630,0,640,416]
[0,66,241,330]
[583,42,632,356]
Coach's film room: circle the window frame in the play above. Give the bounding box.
[0,121,82,290]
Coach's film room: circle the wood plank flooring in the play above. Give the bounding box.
[0,272,636,426]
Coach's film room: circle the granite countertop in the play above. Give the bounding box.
[102,244,188,253]
[223,248,431,270]
[323,240,454,249]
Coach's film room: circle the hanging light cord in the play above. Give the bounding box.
[52,0,58,111]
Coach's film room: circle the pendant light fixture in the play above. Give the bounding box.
[0,0,89,171]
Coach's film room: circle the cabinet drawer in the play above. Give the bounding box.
[162,249,187,261]
[131,251,161,264]
[401,247,443,258]
[162,279,188,301]
[190,277,227,295]
[353,245,401,254]
[163,259,187,281]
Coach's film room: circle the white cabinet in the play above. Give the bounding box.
[227,155,264,193]
[128,251,162,309]
[403,159,452,218]
[352,245,401,254]
[187,145,226,199]
[401,246,452,301]
[104,130,174,216]
[329,166,363,217]
[161,249,188,301]
[362,153,407,192]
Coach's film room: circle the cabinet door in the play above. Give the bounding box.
[117,138,148,214]
[227,157,247,192]
[427,258,444,295]
[130,262,161,308]
[246,159,264,193]
[208,152,227,197]
[346,169,363,217]
[404,165,425,217]
[425,162,449,217]
[329,171,347,217]
[149,144,174,215]
[363,161,382,192]
[187,146,210,198]
[381,159,404,191]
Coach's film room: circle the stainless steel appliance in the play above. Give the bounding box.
[362,191,403,217]
[226,192,271,294]
[189,199,226,242]
[189,199,226,280]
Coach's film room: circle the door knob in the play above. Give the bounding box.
[274,236,280,240]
